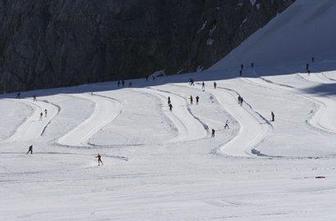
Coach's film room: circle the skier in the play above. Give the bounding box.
[224,120,230,129]
[214,82,217,89]
[271,112,275,122]
[202,81,205,89]
[33,95,37,101]
[16,92,21,99]
[117,81,121,87]
[96,154,103,166]
[196,96,199,104]
[122,80,125,87]
[211,129,216,137]
[40,112,43,120]
[251,62,254,68]
[306,63,309,71]
[44,109,48,118]
[26,145,33,154]
[168,96,171,105]
[169,103,173,111]
[240,96,244,105]
[238,95,242,105]
[189,96,193,105]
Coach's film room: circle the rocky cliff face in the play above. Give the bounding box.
[0,0,294,92]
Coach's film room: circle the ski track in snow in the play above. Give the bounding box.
[146,87,208,143]
[56,93,122,147]
[1,98,59,143]
[207,85,272,157]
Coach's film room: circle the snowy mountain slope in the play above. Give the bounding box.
[2,1,336,220]
[211,0,336,71]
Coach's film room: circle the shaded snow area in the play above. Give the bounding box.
[2,0,336,220]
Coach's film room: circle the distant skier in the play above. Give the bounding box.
[189,96,193,105]
[196,96,199,104]
[211,129,216,137]
[214,82,217,89]
[122,80,125,87]
[202,81,205,89]
[26,145,33,154]
[16,92,21,99]
[306,63,309,71]
[33,95,37,101]
[44,109,48,118]
[251,62,254,68]
[168,96,171,105]
[238,95,243,106]
[224,120,230,129]
[117,81,121,87]
[169,103,173,111]
[96,154,103,166]
[40,112,43,120]
[271,111,275,122]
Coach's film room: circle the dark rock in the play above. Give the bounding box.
[0,0,295,92]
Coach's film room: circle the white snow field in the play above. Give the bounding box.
[2,0,336,220]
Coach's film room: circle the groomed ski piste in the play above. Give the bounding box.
[2,0,336,220]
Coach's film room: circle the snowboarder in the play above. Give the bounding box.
[189,96,193,105]
[202,81,205,89]
[26,145,33,154]
[211,129,216,137]
[196,96,199,104]
[169,103,173,111]
[168,96,171,105]
[214,82,217,89]
[271,111,275,122]
[44,109,48,118]
[224,120,230,129]
[96,154,103,166]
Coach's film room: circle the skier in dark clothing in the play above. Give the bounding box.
[16,92,21,99]
[211,129,215,137]
[214,82,217,89]
[117,81,121,87]
[26,145,33,154]
[122,80,125,87]
[40,112,43,120]
[33,95,37,101]
[224,120,230,129]
[202,81,205,89]
[169,103,173,111]
[44,109,48,118]
[251,62,254,68]
[96,154,103,166]
[168,96,171,105]
[189,96,193,105]
[306,63,309,71]
[241,64,244,70]
[271,112,275,122]
[196,96,199,104]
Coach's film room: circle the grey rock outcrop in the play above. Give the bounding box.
[0,0,294,92]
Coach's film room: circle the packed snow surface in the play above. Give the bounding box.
[2,0,336,220]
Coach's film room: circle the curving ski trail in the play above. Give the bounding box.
[57,93,122,147]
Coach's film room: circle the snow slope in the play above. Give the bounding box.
[2,0,336,220]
